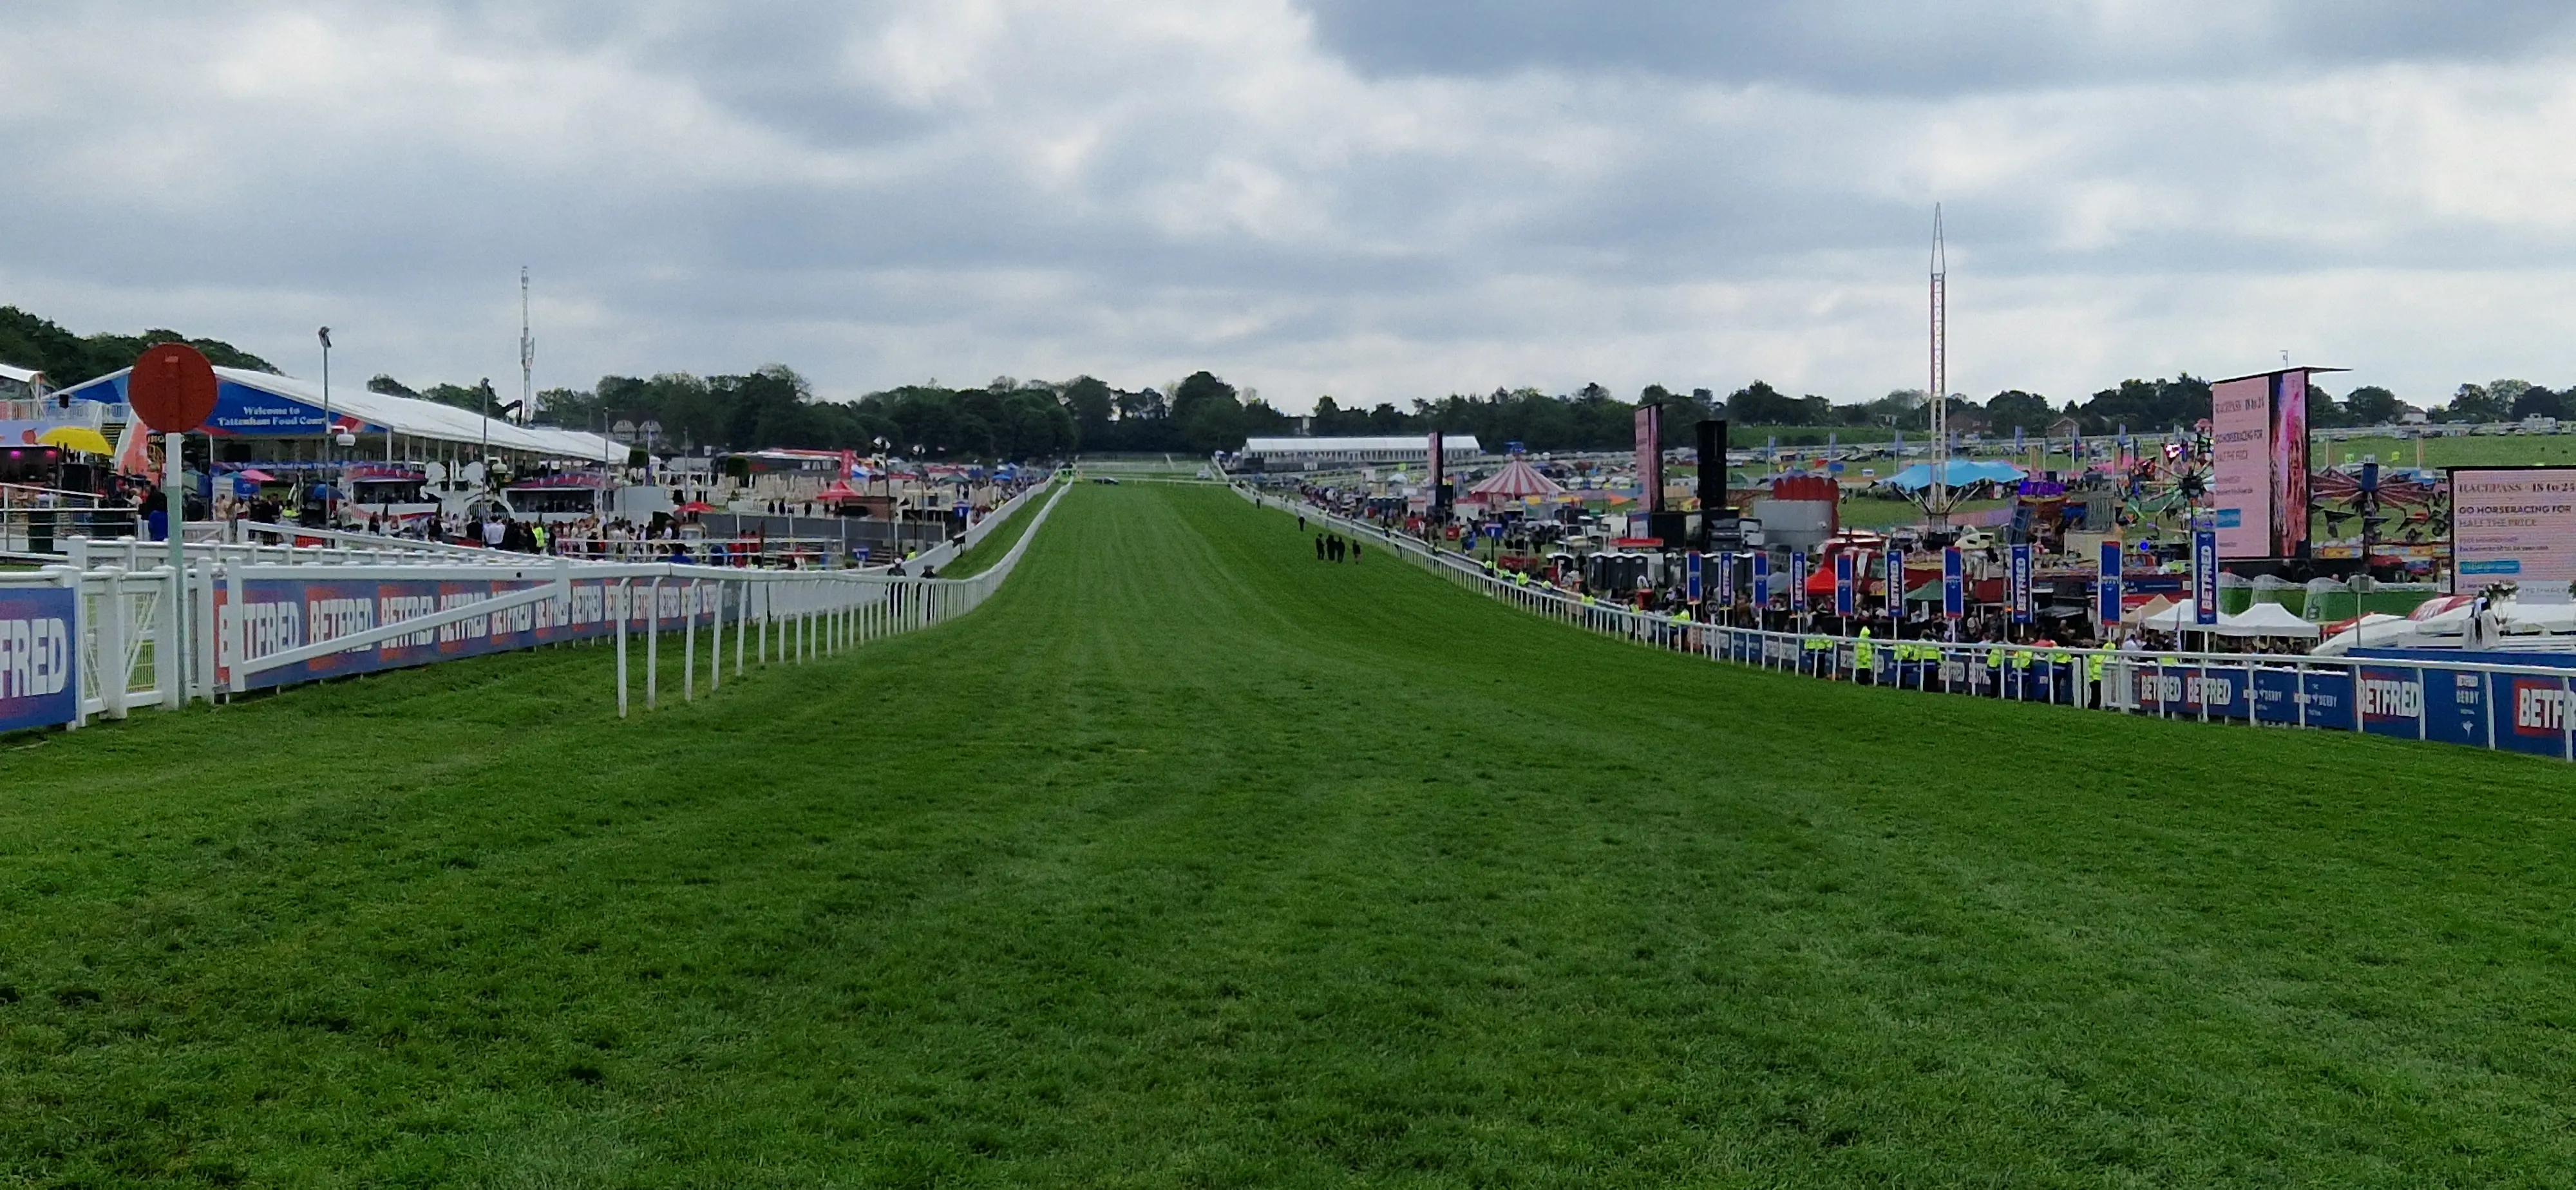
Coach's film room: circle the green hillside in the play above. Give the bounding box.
[3,484,2572,1185]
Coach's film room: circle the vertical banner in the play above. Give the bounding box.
[1752,551,1770,607]
[1833,552,1854,616]
[2193,529,2220,625]
[1634,404,1663,513]
[1685,551,1703,603]
[1717,552,1736,605]
[1942,547,1964,620]
[1886,547,1904,616]
[0,586,77,733]
[2098,540,2123,627]
[1790,551,1807,611]
[2008,543,2033,623]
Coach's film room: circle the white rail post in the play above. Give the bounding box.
[684,578,698,702]
[225,564,245,695]
[734,578,746,677]
[66,565,89,729]
[100,569,129,720]
[647,577,661,710]
[156,563,183,710]
[193,560,218,703]
[616,579,630,719]
[709,580,723,692]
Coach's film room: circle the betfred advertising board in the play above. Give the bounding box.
[0,587,77,733]
[216,576,724,690]
[2498,674,2573,759]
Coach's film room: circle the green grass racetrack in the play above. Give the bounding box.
[6,484,2576,1185]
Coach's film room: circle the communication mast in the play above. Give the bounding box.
[519,267,534,426]
[1927,205,1950,529]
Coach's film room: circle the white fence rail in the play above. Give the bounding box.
[1238,484,2576,764]
[0,477,1070,735]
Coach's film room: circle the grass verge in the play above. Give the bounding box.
[2,483,2572,1185]
[941,481,1056,578]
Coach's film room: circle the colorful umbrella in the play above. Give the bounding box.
[37,426,111,455]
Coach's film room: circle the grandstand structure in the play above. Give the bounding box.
[1236,434,1482,470]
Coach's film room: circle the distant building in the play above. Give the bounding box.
[1237,435,1482,469]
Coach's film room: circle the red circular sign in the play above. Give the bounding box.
[128,343,218,433]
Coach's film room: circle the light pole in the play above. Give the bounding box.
[318,326,334,523]
[478,377,496,485]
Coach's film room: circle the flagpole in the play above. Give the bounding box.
[318,326,334,525]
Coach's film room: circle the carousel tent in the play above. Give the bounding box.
[1884,460,2026,493]
[56,366,622,464]
[1466,457,1564,499]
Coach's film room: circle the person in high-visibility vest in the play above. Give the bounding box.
[1803,632,1833,676]
[2007,643,2034,700]
[2085,649,2107,709]
[1852,626,1877,685]
[2048,643,2076,704]
[1984,641,2006,696]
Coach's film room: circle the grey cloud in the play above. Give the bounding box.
[1302,0,2576,93]
[2,0,2574,412]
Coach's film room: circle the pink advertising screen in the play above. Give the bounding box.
[2269,370,2309,558]
[2452,467,2576,587]
[2210,375,2270,558]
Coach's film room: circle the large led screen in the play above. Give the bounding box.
[2211,370,2311,560]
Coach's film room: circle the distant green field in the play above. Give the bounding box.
[2320,433,2576,470]
[4,484,2573,1184]
[1075,455,1207,477]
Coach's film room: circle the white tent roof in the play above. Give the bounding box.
[2313,613,2414,656]
[2139,600,2324,637]
[2215,601,2322,638]
[62,366,621,463]
[2139,600,2206,630]
[0,363,43,386]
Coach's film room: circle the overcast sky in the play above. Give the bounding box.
[8,0,2576,413]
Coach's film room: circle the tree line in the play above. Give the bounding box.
[7,305,2570,463]
[0,306,278,385]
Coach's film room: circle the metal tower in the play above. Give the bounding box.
[1927,205,1949,529]
[519,267,534,426]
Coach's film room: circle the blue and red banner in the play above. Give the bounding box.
[216,576,725,690]
[1942,547,1963,620]
[0,587,78,733]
